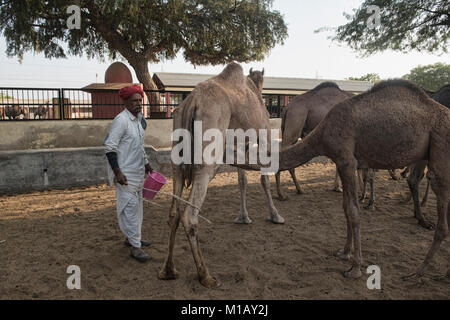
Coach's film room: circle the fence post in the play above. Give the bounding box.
[59,89,64,120]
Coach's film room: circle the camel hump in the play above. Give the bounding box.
[311,81,341,92]
[216,62,245,86]
[370,79,428,98]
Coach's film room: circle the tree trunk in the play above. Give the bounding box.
[130,59,159,107]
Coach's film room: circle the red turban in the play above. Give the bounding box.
[119,85,145,100]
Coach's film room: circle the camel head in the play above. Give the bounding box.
[248,67,265,92]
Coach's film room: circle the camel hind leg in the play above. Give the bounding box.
[159,164,184,280]
[404,172,448,280]
[289,168,304,194]
[181,166,220,288]
[404,135,449,280]
[407,161,433,229]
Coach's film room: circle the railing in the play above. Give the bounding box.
[0,87,290,120]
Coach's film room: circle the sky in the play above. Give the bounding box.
[0,0,448,88]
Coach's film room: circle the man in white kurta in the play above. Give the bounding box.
[104,85,152,262]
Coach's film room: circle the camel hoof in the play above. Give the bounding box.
[158,267,180,280]
[334,250,352,261]
[333,187,343,193]
[418,219,435,230]
[200,276,221,289]
[296,189,305,195]
[343,266,362,279]
[269,214,285,224]
[277,195,289,201]
[234,216,252,224]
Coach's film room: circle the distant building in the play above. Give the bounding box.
[82,62,145,119]
[152,72,373,118]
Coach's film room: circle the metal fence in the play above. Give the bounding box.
[0,87,290,121]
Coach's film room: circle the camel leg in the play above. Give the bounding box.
[275,171,289,201]
[421,178,430,208]
[159,165,183,280]
[337,159,362,278]
[261,174,285,224]
[234,168,252,224]
[363,169,375,210]
[333,164,343,192]
[407,161,433,229]
[404,173,448,280]
[289,168,304,194]
[359,168,368,203]
[181,168,220,288]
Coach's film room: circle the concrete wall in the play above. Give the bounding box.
[0,146,174,194]
[0,118,283,194]
[0,118,281,151]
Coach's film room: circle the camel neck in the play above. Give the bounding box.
[279,130,323,171]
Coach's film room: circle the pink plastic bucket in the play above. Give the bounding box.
[143,171,167,200]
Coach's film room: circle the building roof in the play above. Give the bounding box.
[152,72,373,94]
[81,83,139,91]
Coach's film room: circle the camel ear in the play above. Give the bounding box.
[249,67,253,75]
[262,68,265,76]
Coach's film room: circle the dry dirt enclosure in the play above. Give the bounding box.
[0,163,448,299]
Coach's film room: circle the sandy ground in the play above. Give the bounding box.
[0,163,448,300]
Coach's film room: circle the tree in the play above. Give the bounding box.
[347,73,381,83]
[0,0,288,95]
[322,0,449,56]
[403,62,450,92]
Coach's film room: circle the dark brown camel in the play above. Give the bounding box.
[275,82,354,200]
[280,80,449,279]
[159,63,283,288]
[360,84,450,229]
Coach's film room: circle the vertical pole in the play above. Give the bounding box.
[59,89,64,120]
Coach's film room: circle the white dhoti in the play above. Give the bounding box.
[116,181,144,248]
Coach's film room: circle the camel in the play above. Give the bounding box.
[275,82,354,200]
[359,84,450,229]
[159,63,284,288]
[280,79,449,280]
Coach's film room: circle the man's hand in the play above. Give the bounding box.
[145,163,153,176]
[113,168,128,185]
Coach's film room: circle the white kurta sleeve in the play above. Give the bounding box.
[104,117,126,154]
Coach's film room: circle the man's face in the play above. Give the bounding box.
[124,93,143,116]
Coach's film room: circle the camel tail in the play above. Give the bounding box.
[180,95,197,189]
[279,123,324,171]
[172,94,196,189]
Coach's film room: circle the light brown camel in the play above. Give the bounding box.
[159,63,283,288]
[275,82,354,200]
[280,79,449,279]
